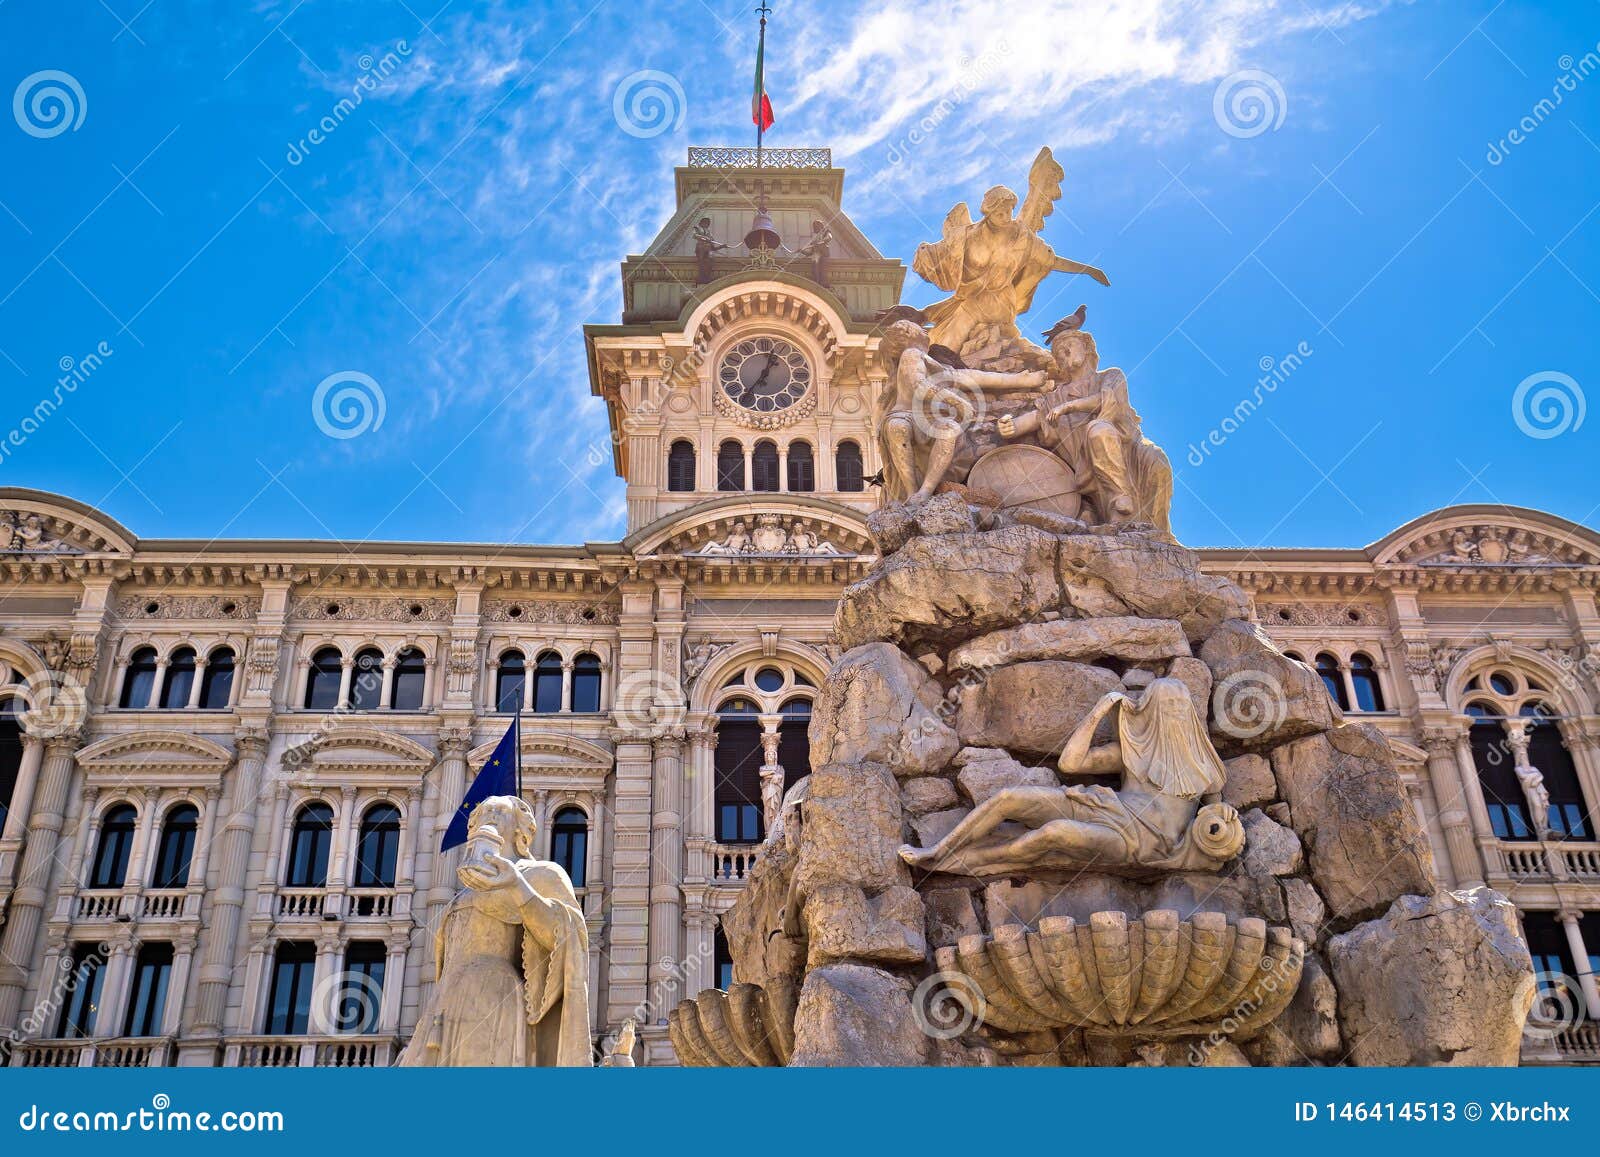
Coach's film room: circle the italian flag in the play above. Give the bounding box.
[752,33,774,131]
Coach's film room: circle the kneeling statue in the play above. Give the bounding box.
[401,796,592,1066]
[900,679,1243,877]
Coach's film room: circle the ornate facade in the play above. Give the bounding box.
[0,148,1595,1066]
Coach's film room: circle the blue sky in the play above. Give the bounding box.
[0,0,1595,550]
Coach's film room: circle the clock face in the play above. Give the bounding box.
[718,337,811,413]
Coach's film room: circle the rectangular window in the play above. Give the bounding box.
[264,941,317,1035]
[0,712,21,831]
[55,943,106,1039]
[122,942,174,1037]
[335,941,386,1034]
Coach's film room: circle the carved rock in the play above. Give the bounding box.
[1222,753,1277,811]
[1239,809,1303,877]
[911,806,971,848]
[924,887,984,949]
[1327,888,1533,1066]
[1165,655,1213,723]
[793,761,910,898]
[933,910,1303,1037]
[946,616,1189,672]
[1282,878,1327,947]
[866,492,975,554]
[901,776,960,815]
[834,526,1061,652]
[808,643,960,778]
[953,747,1059,805]
[1200,619,1341,754]
[1056,534,1249,642]
[719,840,804,992]
[1271,724,1436,923]
[954,660,1122,760]
[804,884,927,968]
[790,964,927,1066]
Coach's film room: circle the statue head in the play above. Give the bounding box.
[980,185,1017,222]
[1050,328,1099,379]
[464,795,538,863]
[879,319,930,366]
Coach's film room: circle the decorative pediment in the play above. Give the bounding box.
[0,489,136,555]
[626,496,871,559]
[1372,507,1600,569]
[75,730,234,779]
[287,726,437,774]
[465,731,613,790]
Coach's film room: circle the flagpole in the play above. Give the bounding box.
[515,710,523,797]
[754,2,770,211]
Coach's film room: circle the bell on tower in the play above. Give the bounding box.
[743,207,781,254]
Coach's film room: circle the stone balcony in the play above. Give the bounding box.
[1487,840,1600,884]
[269,885,409,922]
[222,1034,400,1067]
[62,886,203,925]
[10,1037,174,1067]
[1521,1023,1600,1065]
[710,842,760,883]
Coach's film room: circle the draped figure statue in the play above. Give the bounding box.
[401,796,592,1067]
[900,679,1243,877]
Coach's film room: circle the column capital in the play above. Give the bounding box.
[234,728,270,757]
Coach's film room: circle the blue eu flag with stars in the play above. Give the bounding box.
[440,715,520,852]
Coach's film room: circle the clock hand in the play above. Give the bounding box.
[751,353,776,393]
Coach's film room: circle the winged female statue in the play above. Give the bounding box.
[912,147,1109,362]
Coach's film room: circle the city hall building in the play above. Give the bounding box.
[0,147,1596,1067]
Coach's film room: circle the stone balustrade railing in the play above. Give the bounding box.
[711,843,760,882]
[1489,840,1600,882]
[275,888,331,919]
[10,1038,173,1067]
[222,1035,400,1068]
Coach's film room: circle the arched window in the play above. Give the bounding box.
[778,698,812,794]
[151,804,198,888]
[285,802,334,887]
[571,653,602,713]
[717,440,745,491]
[751,440,781,492]
[159,647,197,708]
[1348,652,1385,712]
[532,652,564,713]
[199,647,235,709]
[1314,653,1349,710]
[389,647,426,710]
[90,803,137,888]
[120,647,158,709]
[787,440,815,492]
[354,803,401,887]
[551,807,588,888]
[1469,718,1531,840]
[348,648,384,711]
[0,697,20,833]
[304,647,343,710]
[667,440,696,492]
[1524,721,1592,839]
[496,650,526,713]
[714,705,764,843]
[835,440,864,492]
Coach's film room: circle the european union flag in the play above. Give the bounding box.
[440,715,520,852]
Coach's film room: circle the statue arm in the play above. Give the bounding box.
[1053,255,1111,287]
[947,367,1049,394]
[1058,692,1126,774]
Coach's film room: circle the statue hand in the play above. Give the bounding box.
[997,414,1016,438]
[459,852,518,893]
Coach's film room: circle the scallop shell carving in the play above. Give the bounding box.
[667,981,797,1067]
[933,910,1304,1038]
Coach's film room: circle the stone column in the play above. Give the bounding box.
[325,785,359,892]
[424,729,472,935]
[648,731,686,1019]
[560,659,574,713]
[164,930,199,1037]
[0,733,82,1033]
[124,789,160,893]
[0,734,46,885]
[93,932,137,1038]
[190,729,269,1036]
[309,930,343,1034]
[378,658,395,710]
[1420,729,1484,888]
[1558,910,1600,1019]
[186,657,207,708]
[758,714,783,836]
[336,658,354,710]
[379,933,408,1032]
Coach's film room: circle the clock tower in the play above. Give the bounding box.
[584,146,906,537]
